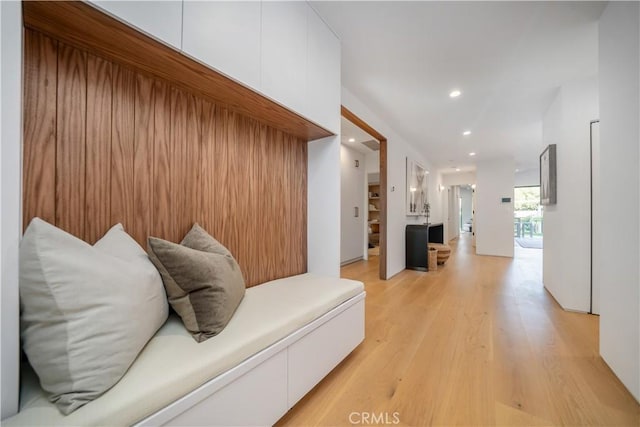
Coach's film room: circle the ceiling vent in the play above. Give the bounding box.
[361,139,380,151]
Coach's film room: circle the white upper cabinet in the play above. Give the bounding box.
[88,1,341,136]
[306,7,341,134]
[261,1,308,117]
[88,1,183,49]
[182,1,261,90]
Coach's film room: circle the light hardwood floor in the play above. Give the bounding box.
[277,234,640,426]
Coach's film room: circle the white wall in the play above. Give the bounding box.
[427,171,449,243]
[1,0,22,419]
[432,172,447,228]
[542,77,598,313]
[365,150,380,176]
[340,145,365,264]
[308,136,341,278]
[385,126,437,277]
[365,151,379,174]
[515,168,540,187]
[341,87,444,278]
[597,1,640,402]
[442,171,476,187]
[475,158,515,257]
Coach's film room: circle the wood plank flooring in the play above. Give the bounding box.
[277,235,640,426]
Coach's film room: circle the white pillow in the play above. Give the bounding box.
[19,218,168,415]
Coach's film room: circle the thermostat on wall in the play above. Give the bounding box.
[501,197,512,203]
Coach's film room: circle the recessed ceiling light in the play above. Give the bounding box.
[449,89,461,98]
[515,168,519,172]
[348,138,355,143]
[469,152,476,156]
[463,130,471,136]
[455,168,461,172]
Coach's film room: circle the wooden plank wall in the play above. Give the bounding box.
[22,29,307,287]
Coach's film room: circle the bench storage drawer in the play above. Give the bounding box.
[288,298,365,407]
[161,349,288,426]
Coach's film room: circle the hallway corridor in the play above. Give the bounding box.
[278,234,639,426]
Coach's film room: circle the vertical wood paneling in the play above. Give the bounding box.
[199,101,216,233]
[225,109,241,264]
[56,43,87,238]
[273,130,286,277]
[153,80,172,241]
[297,141,308,273]
[245,119,263,285]
[282,133,294,276]
[111,64,135,233]
[23,30,57,229]
[234,115,251,283]
[23,31,307,287]
[263,127,282,282]
[133,74,155,245]
[170,88,188,242]
[85,54,112,244]
[214,107,234,247]
[290,140,301,274]
[292,135,305,274]
[286,134,306,275]
[257,124,272,279]
[185,94,201,229]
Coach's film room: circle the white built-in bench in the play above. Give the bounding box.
[5,273,365,426]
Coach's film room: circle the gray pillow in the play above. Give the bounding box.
[181,223,232,256]
[19,218,168,415]
[147,224,245,342]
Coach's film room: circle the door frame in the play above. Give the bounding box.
[341,106,388,280]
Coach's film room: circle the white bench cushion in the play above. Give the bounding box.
[6,273,364,426]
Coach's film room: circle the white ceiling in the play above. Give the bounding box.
[312,1,604,172]
[340,116,379,153]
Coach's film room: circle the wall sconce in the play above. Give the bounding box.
[439,185,445,192]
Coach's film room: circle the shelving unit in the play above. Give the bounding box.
[368,183,381,246]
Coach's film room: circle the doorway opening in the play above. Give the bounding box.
[339,116,380,265]
[446,184,474,243]
[341,107,388,280]
[514,186,543,249]
[459,185,474,235]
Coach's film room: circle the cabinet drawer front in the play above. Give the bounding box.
[163,350,288,427]
[287,299,365,407]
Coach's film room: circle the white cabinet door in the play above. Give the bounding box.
[261,1,307,116]
[307,6,341,134]
[182,1,261,90]
[287,299,365,408]
[88,1,183,49]
[162,350,288,426]
[340,146,365,264]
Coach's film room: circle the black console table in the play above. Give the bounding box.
[406,223,444,271]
